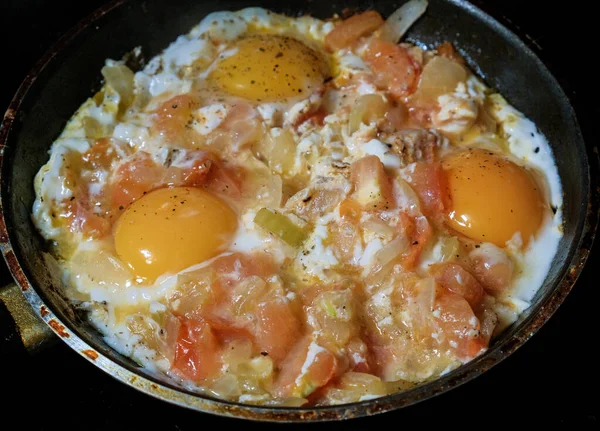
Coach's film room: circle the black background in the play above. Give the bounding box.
[0,1,598,429]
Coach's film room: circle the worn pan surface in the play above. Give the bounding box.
[0,0,597,422]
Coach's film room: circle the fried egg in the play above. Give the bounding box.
[33,4,563,406]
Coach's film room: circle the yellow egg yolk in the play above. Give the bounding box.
[443,149,547,247]
[209,34,326,101]
[113,187,237,283]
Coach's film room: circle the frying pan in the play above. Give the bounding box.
[0,0,597,422]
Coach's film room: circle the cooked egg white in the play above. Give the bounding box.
[32,6,563,404]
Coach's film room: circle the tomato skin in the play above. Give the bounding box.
[363,39,421,99]
[110,152,163,211]
[434,291,487,359]
[206,161,243,198]
[397,212,432,270]
[432,262,484,308]
[253,299,301,363]
[65,199,111,238]
[82,138,121,170]
[153,94,199,146]
[469,244,514,293]
[164,151,213,187]
[212,253,276,283]
[324,11,385,52]
[275,336,338,398]
[407,162,449,218]
[172,318,221,381]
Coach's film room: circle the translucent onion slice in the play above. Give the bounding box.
[101,63,135,110]
[348,94,388,134]
[415,56,467,101]
[375,235,409,268]
[380,0,429,44]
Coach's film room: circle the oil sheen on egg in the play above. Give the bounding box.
[114,187,237,282]
[209,34,327,101]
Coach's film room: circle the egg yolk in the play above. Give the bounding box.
[113,187,237,283]
[209,34,326,101]
[443,149,546,247]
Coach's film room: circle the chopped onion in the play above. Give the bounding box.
[101,64,135,110]
[375,235,409,267]
[83,116,106,139]
[415,56,467,102]
[254,208,307,246]
[380,0,429,44]
[416,277,436,313]
[395,178,421,215]
[349,94,388,134]
[363,218,395,240]
[439,236,460,262]
[254,128,296,176]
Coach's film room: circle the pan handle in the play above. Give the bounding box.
[0,283,57,353]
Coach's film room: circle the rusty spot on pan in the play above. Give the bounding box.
[40,305,49,317]
[48,319,70,338]
[82,349,99,360]
[0,210,8,244]
[3,249,29,291]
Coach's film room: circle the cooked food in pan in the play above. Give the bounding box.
[32,1,563,405]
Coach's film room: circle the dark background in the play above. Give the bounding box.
[0,0,597,428]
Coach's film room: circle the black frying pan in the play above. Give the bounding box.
[0,0,598,422]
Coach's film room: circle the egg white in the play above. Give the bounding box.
[32,6,564,401]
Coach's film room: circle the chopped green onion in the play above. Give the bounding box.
[254,208,307,247]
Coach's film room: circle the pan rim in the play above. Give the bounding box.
[0,0,598,422]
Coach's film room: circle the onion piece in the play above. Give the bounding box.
[375,235,409,268]
[415,56,467,102]
[348,94,388,134]
[380,0,429,44]
[101,63,135,111]
[254,208,307,246]
[415,276,436,313]
[363,218,395,240]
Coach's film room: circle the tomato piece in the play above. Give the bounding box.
[324,11,384,52]
[363,39,421,99]
[206,161,243,198]
[164,151,214,187]
[254,299,301,363]
[216,103,263,151]
[350,155,394,211]
[382,101,408,132]
[293,107,328,129]
[82,138,123,171]
[329,221,361,265]
[435,291,486,359]
[339,198,363,224]
[172,318,221,381]
[407,162,449,217]
[432,262,484,308]
[469,244,514,293]
[162,150,243,198]
[398,213,432,270]
[65,198,111,238]
[110,152,164,211]
[205,315,254,342]
[346,338,372,373]
[275,337,337,398]
[152,94,200,146]
[212,253,276,283]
